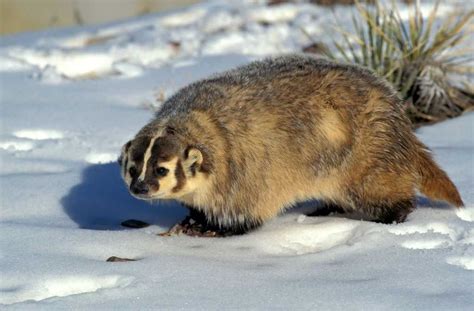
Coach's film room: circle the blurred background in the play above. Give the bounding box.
[0,0,200,35]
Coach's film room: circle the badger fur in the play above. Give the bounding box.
[119,54,464,235]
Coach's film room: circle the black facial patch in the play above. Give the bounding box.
[129,166,138,178]
[172,160,186,193]
[123,156,128,177]
[189,162,197,176]
[131,136,153,163]
[151,136,180,162]
[125,135,153,185]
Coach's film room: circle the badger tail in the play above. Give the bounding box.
[417,145,464,207]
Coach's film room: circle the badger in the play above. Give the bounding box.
[119,54,464,236]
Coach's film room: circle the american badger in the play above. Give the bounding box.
[119,54,463,235]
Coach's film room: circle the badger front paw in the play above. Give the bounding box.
[158,216,223,237]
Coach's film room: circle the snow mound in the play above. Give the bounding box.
[0,140,34,152]
[255,218,366,256]
[14,129,64,140]
[1,275,134,305]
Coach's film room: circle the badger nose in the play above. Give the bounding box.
[131,181,149,195]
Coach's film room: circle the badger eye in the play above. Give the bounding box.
[129,167,138,177]
[155,167,168,177]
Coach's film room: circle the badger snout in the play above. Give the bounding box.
[130,180,150,196]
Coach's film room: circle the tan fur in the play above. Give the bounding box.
[120,54,464,231]
[417,147,464,207]
[318,108,349,146]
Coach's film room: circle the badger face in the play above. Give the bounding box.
[118,130,206,200]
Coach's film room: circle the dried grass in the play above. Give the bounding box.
[320,0,473,125]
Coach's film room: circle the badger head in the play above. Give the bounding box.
[118,126,210,201]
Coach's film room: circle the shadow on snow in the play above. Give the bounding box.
[61,162,187,230]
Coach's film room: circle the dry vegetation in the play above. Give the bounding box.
[269,0,414,6]
[318,0,474,126]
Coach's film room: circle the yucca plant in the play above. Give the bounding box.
[322,0,473,125]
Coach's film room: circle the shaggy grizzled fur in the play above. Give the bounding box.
[120,54,463,234]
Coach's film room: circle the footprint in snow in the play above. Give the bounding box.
[388,220,474,271]
[400,238,452,250]
[0,129,64,153]
[445,229,474,271]
[387,222,459,240]
[446,256,474,271]
[255,219,362,256]
[0,140,34,152]
[388,222,460,250]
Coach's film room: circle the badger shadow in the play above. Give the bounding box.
[415,196,451,209]
[61,163,187,230]
[287,195,449,220]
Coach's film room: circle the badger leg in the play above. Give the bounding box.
[307,202,346,217]
[185,205,265,235]
[346,169,417,224]
[186,206,209,226]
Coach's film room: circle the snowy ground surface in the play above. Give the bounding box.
[1,0,473,309]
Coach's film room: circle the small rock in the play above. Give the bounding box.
[121,219,150,229]
[106,256,138,262]
[169,41,181,53]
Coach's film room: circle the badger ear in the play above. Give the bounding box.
[184,147,203,173]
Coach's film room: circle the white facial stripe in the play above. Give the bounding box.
[139,135,159,181]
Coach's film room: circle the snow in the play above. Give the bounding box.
[0,0,473,309]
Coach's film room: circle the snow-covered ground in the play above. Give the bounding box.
[0,0,473,309]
